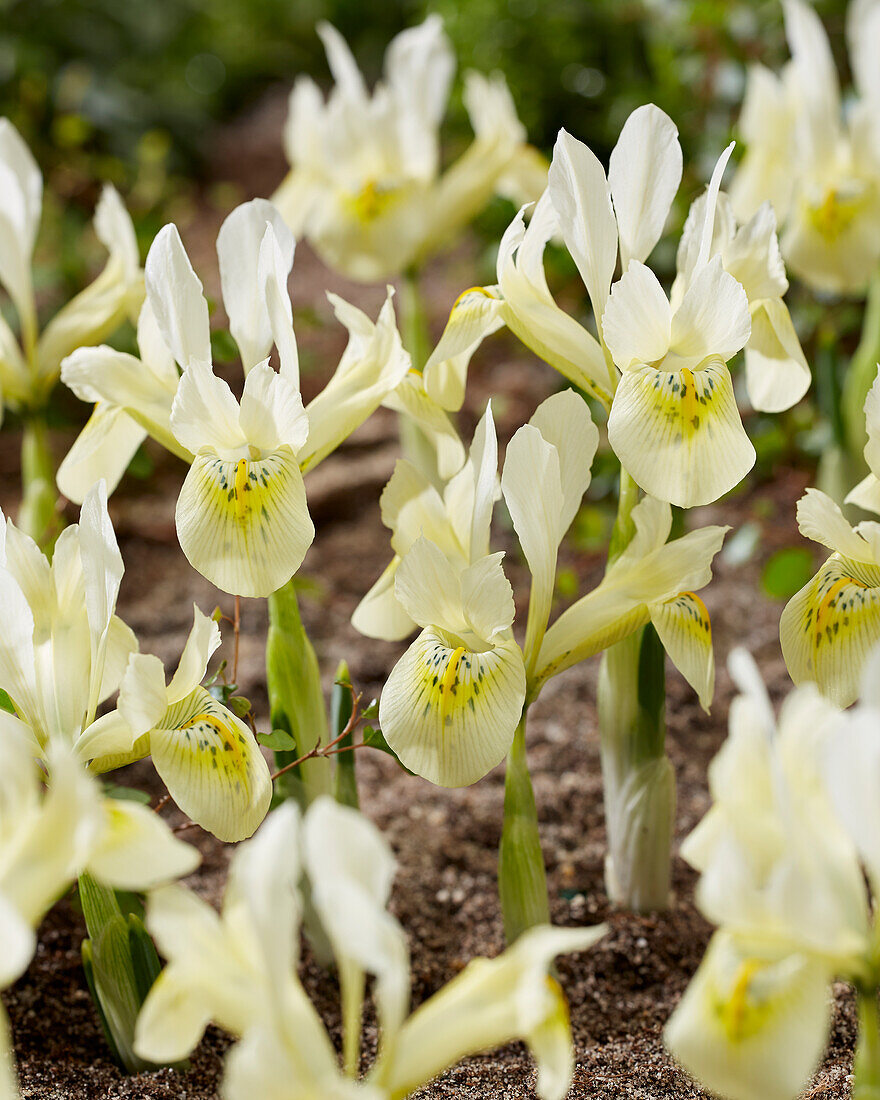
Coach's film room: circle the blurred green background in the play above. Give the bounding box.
[0,0,850,207]
[0,0,851,315]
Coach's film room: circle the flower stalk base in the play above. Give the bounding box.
[498,711,551,944]
[597,625,674,912]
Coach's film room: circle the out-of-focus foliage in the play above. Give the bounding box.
[0,0,851,190]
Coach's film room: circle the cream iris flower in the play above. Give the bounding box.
[0,481,138,760]
[0,119,143,418]
[530,494,727,702]
[272,17,544,282]
[375,405,526,787]
[0,481,270,841]
[135,797,605,1100]
[428,105,807,508]
[781,369,880,704]
[779,483,880,706]
[731,0,880,296]
[59,198,410,597]
[0,732,198,1098]
[358,393,727,788]
[91,605,273,842]
[671,191,810,415]
[665,650,873,1100]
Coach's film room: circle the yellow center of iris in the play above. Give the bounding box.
[807,187,863,242]
[347,180,399,224]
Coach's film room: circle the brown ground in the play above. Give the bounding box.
[0,93,858,1099]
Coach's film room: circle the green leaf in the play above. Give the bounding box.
[761,547,815,601]
[227,695,251,718]
[0,689,15,714]
[127,914,162,1002]
[257,728,299,751]
[102,784,152,805]
[361,726,414,774]
[360,699,379,721]
[210,328,238,364]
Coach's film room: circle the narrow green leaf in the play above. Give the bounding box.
[332,660,358,809]
[102,784,152,805]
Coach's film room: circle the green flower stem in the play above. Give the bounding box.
[266,579,332,809]
[597,465,674,912]
[498,708,551,944]
[843,269,880,466]
[400,266,431,374]
[398,266,443,486]
[855,988,880,1100]
[332,660,359,809]
[78,873,158,1073]
[19,412,58,546]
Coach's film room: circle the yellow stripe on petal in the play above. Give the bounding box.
[151,687,272,842]
[379,629,526,787]
[175,446,314,597]
[650,591,715,711]
[607,358,755,507]
[780,554,880,707]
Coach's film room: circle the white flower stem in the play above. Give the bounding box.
[498,708,550,944]
[266,579,333,809]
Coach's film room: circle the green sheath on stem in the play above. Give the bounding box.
[266,579,332,808]
[498,709,550,944]
[78,873,155,1073]
[597,625,674,912]
[597,467,674,912]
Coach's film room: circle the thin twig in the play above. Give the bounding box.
[152,792,172,815]
[232,595,241,684]
[268,686,362,783]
